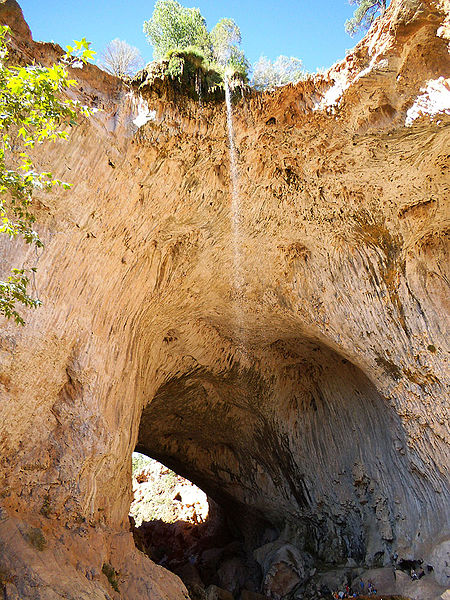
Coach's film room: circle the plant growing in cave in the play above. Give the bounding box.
[102,563,119,592]
[0,26,94,325]
[345,0,388,35]
[25,527,46,551]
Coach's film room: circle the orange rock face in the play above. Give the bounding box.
[0,1,449,599]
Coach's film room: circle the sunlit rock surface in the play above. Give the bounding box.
[130,453,209,527]
[0,0,449,598]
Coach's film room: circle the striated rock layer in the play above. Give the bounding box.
[0,0,449,598]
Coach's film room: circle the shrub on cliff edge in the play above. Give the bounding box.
[143,0,249,82]
[99,38,144,78]
[252,55,306,91]
[345,0,388,35]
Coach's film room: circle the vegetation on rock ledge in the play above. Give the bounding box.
[143,0,249,87]
[102,563,120,592]
[99,38,144,78]
[134,49,247,103]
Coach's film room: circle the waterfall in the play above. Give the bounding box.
[195,70,202,110]
[224,74,245,344]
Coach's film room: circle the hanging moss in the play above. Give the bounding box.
[134,50,248,104]
[25,527,47,551]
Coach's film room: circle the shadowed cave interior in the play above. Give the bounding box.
[132,333,423,597]
[0,1,449,599]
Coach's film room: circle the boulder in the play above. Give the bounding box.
[352,567,396,595]
[240,591,268,600]
[392,570,447,600]
[175,563,207,600]
[206,585,234,600]
[254,542,314,598]
[217,557,248,596]
[315,569,349,592]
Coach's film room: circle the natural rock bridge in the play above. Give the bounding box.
[0,1,448,598]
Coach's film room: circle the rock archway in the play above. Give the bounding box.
[0,1,449,599]
[136,330,429,568]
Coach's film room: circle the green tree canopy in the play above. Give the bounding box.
[345,0,387,36]
[227,48,250,80]
[210,17,249,79]
[210,18,241,66]
[252,55,306,91]
[0,26,93,325]
[143,1,250,80]
[143,0,210,60]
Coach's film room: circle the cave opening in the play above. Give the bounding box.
[130,330,435,599]
[130,452,210,527]
[129,451,266,597]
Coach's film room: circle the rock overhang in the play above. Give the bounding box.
[0,0,449,598]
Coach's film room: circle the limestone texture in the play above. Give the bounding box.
[0,0,449,598]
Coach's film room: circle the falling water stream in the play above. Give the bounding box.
[224,75,246,344]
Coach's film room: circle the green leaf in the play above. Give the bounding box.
[0,31,95,325]
[82,49,95,60]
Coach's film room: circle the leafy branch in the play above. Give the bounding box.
[0,27,94,325]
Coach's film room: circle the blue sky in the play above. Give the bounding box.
[19,0,369,73]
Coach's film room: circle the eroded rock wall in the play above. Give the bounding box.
[0,0,449,598]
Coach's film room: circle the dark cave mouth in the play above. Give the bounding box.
[130,333,441,598]
[129,451,265,596]
[134,337,411,556]
[128,449,431,600]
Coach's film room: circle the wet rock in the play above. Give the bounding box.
[429,539,450,587]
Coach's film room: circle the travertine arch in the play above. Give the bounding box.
[0,1,448,598]
[136,331,426,565]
